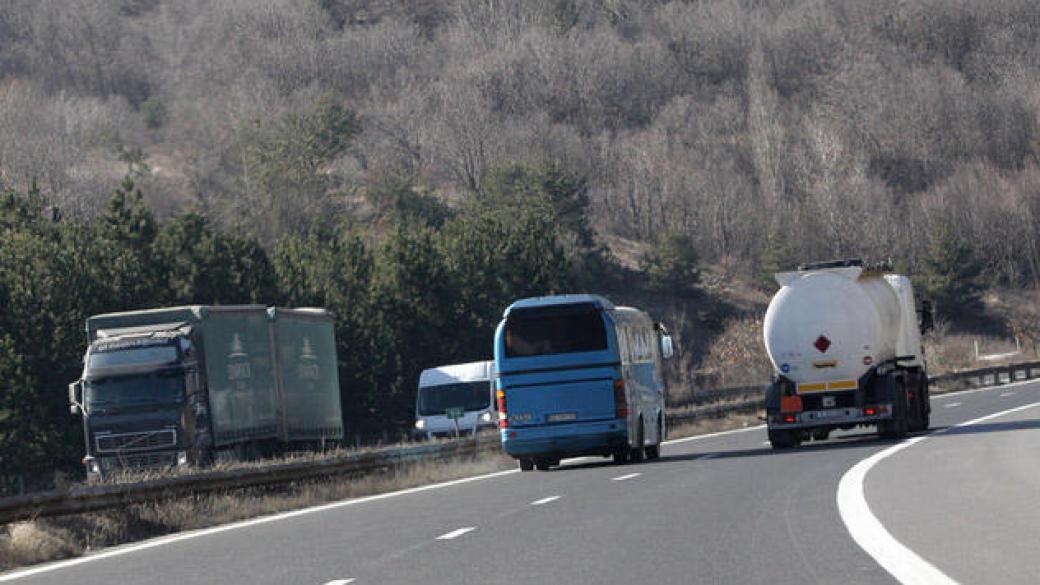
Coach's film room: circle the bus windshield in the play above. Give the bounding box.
[418,382,490,416]
[504,306,608,358]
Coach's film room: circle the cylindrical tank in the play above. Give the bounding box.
[763,268,901,385]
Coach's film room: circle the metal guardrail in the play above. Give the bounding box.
[3,360,1038,525]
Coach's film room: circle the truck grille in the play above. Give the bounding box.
[96,429,177,453]
[114,451,177,470]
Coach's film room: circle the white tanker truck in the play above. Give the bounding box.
[763,259,933,448]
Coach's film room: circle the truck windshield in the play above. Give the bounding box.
[88,345,179,369]
[85,371,184,412]
[504,305,608,358]
[418,382,490,416]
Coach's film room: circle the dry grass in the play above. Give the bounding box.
[0,408,769,573]
[695,315,773,392]
[0,450,514,572]
[668,409,764,439]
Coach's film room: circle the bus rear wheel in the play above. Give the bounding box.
[612,446,630,464]
[644,419,662,460]
[518,458,535,472]
[534,458,553,471]
[629,420,646,463]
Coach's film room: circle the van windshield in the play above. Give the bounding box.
[418,382,490,416]
[504,305,608,358]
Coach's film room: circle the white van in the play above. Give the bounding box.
[414,360,496,440]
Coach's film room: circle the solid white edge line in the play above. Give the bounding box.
[837,400,1040,585]
[530,496,560,506]
[3,378,1034,582]
[0,469,516,582]
[662,424,765,446]
[436,527,476,540]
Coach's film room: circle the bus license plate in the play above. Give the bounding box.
[547,412,577,423]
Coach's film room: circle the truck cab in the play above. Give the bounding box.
[69,326,201,479]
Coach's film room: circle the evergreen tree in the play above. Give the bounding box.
[641,232,701,296]
[919,221,983,316]
[759,224,798,291]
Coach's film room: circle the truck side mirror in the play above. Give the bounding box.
[68,381,83,414]
[660,335,675,360]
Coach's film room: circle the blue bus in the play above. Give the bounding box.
[493,295,675,471]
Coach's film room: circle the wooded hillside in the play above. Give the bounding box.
[1,0,1039,488]
[1,0,1038,286]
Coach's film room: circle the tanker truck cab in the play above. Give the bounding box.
[70,326,198,479]
[414,361,496,440]
[494,295,674,471]
[763,260,931,448]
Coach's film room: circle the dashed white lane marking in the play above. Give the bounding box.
[437,527,476,540]
[697,453,717,460]
[943,402,962,408]
[1000,392,1015,397]
[323,579,355,585]
[837,400,1040,585]
[0,468,516,583]
[612,473,641,481]
[2,381,1030,582]
[531,496,561,506]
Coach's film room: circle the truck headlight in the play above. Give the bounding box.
[83,456,100,475]
[176,451,188,466]
[415,419,426,430]
[480,411,493,423]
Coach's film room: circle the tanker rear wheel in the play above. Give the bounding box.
[768,428,802,449]
[878,382,909,439]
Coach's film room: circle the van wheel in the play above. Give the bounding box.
[630,420,645,463]
[518,458,534,472]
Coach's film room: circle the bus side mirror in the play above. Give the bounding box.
[660,335,675,360]
[69,381,83,414]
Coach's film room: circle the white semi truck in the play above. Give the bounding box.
[762,260,933,448]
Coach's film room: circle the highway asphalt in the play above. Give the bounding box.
[3,381,1038,585]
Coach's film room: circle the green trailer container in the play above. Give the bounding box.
[71,305,343,478]
[269,308,344,443]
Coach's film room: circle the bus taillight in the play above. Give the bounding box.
[496,389,508,429]
[613,379,629,418]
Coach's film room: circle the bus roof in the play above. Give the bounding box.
[502,294,615,317]
[419,360,494,387]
